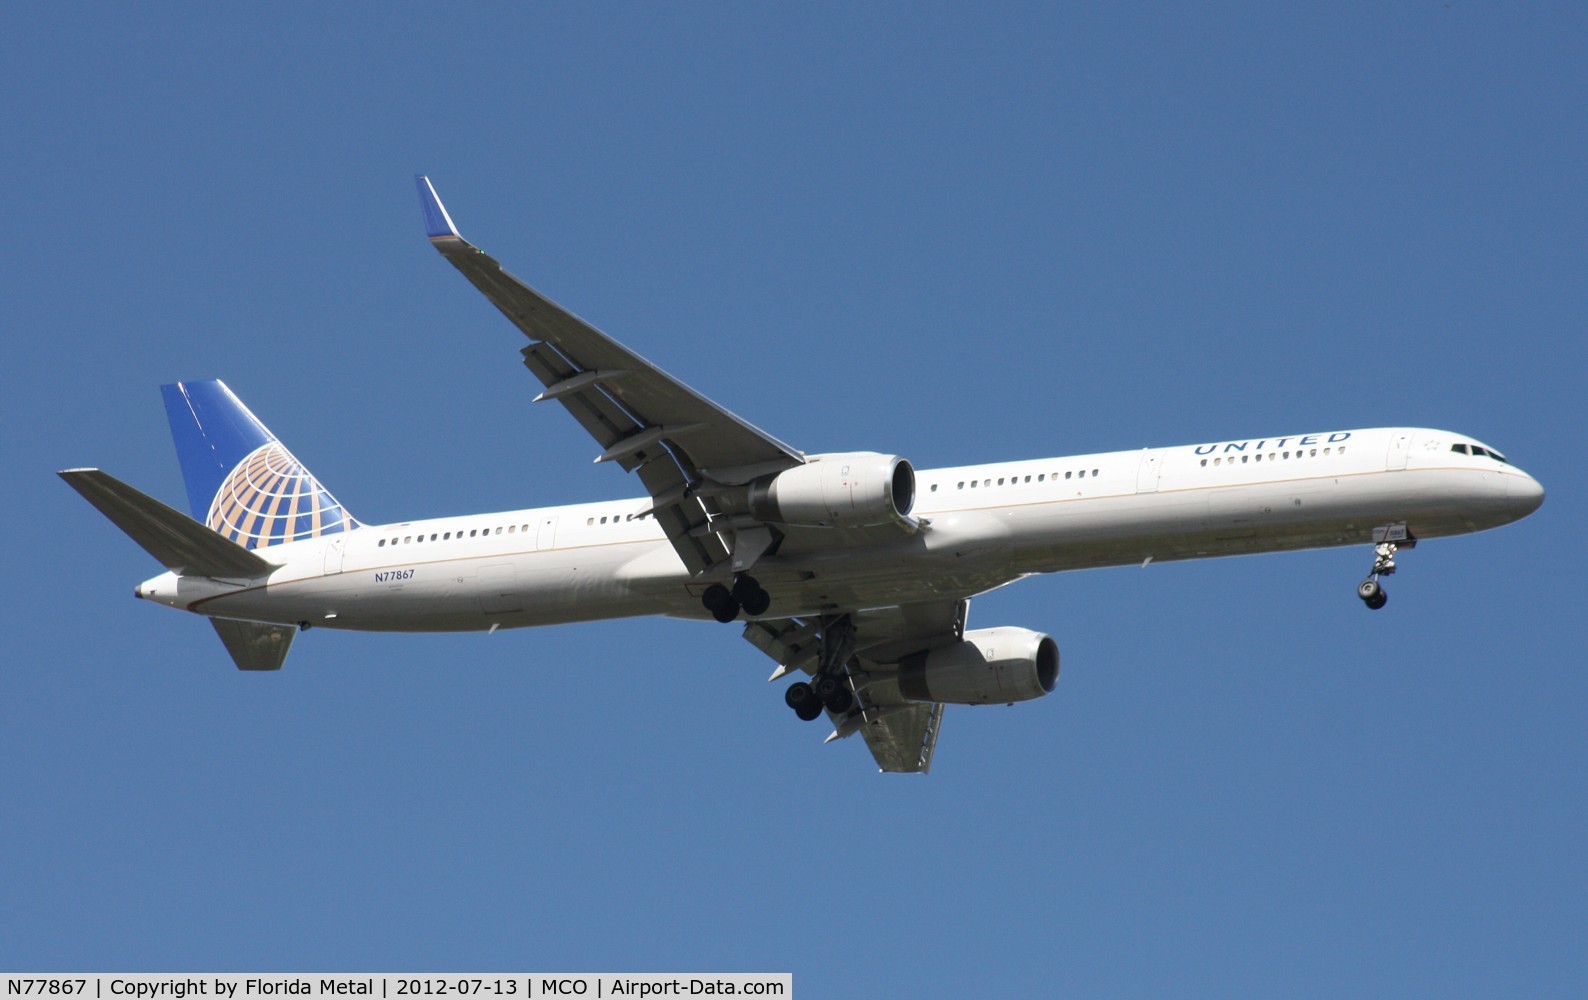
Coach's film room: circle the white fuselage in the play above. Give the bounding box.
[135,427,1544,632]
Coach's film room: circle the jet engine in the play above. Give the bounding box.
[748,452,915,528]
[897,627,1059,705]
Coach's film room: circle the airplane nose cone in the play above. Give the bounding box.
[1507,472,1545,517]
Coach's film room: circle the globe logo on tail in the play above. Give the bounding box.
[206,442,359,548]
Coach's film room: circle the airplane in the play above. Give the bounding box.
[60,176,1546,773]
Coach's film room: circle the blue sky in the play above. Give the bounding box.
[4,4,1584,995]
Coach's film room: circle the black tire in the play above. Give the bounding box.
[710,598,741,623]
[702,583,733,614]
[741,587,771,617]
[814,674,843,702]
[822,687,853,714]
[785,681,815,710]
[1367,590,1388,610]
[786,681,825,722]
[1357,578,1382,602]
[731,575,761,605]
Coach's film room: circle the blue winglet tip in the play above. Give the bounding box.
[415,174,462,240]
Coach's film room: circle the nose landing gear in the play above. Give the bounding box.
[1357,525,1412,610]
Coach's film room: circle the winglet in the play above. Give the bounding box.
[415,175,463,241]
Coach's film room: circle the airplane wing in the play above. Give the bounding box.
[417,176,805,576]
[743,600,967,773]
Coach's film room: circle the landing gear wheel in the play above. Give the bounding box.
[785,682,823,721]
[702,584,740,623]
[812,673,852,713]
[822,686,853,714]
[740,587,771,617]
[732,575,772,617]
[1358,578,1387,610]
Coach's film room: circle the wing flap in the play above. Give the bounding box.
[856,702,945,774]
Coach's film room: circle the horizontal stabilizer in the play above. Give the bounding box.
[211,618,295,670]
[58,469,277,578]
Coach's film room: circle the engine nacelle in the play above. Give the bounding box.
[897,627,1059,705]
[748,452,915,528]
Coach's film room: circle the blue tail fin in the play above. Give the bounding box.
[160,380,360,549]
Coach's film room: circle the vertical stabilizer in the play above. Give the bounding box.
[160,380,359,550]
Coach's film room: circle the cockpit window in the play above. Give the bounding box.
[1454,441,1511,463]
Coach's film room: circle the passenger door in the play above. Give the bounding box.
[1386,431,1412,470]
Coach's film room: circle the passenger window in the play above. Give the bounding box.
[1065,471,1072,480]
[1214,457,1222,466]
[997,478,1005,486]
[984,479,991,487]
[378,539,386,547]
[404,536,411,543]
[1092,469,1099,477]
[1337,446,1346,455]
[1037,474,1045,482]
[1241,455,1249,464]
[957,481,965,489]
[495,527,502,535]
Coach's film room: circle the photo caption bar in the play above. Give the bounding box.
[1,976,790,999]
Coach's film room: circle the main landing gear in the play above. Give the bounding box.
[784,615,856,722]
[701,573,771,623]
[1357,526,1413,611]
